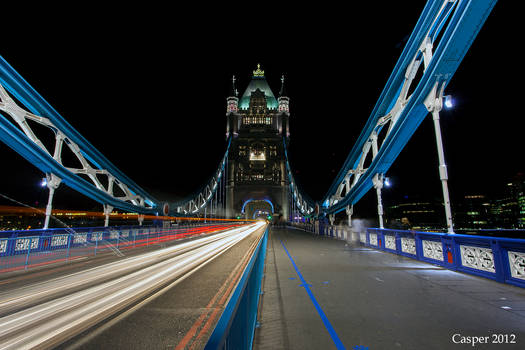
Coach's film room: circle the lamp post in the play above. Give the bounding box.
[43,173,61,229]
[372,174,385,229]
[425,86,455,234]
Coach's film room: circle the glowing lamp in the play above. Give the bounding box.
[444,95,453,109]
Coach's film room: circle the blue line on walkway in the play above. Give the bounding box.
[280,239,346,350]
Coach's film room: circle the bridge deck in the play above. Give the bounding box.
[59,227,265,349]
[0,225,265,349]
[254,227,525,350]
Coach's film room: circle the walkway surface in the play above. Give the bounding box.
[253,227,525,350]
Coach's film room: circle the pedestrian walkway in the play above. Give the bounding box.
[253,227,525,350]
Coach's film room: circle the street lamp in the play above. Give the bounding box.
[429,92,455,233]
[444,95,453,109]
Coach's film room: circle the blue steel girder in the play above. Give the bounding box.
[0,0,498,219]
[283,138,316,216]
[0,111,156,213]
[0,57,159,214]
[172,138,230,216]
[0,54,231,217]
[0,57,156,208]
[320,0,497,215]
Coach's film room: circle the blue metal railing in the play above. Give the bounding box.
[205,226,268,350]
[288,221,356,241]
[362,228,525,289]
[0,222,243,273]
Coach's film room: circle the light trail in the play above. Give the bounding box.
[0,222,265,350]
[0,223,243,274]
[0,224,239,314]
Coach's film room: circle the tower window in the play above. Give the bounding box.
[249,151,266,161]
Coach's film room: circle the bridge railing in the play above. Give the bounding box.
[286,222,316,234]
[0,222,246,273]
[362,228,525,289]
[287,221,363,242]
[205,226,268,350]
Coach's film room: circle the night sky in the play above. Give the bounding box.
[0,2,520,218]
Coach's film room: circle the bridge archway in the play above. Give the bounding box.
[242,199,274,220]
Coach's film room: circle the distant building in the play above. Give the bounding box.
[386,197,444,230]
[518,185,525,229]
[490,196,518,228]
[491,175,525,229]
[454,195,491,229]
[225,65,290,221]
[0,206,153,231]
[386,174,525,231]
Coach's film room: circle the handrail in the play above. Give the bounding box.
[363,228,525,289]
[204,226,268,349]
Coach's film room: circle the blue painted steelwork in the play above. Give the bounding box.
[316,0,498,215]
[283,138,316,216]
[0,113,158,214]
[276,0,497,215]
[0,56,147,196]
[278,0,497,214]
[0,56,159,214]
[0,56,230,217]
[241,198,274,214]
[170,137,231,215]
[0,0,500,220]
[204,226,268,350]
[364,228,525,289]
[0,224,157,271]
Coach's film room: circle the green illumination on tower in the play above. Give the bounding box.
[238,64,278,109]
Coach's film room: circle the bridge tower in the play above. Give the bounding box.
[225,65,290,222]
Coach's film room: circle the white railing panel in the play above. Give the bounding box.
[422,240,443,261]
[460,245,495,273]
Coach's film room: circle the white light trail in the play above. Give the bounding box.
[0,222,265,350]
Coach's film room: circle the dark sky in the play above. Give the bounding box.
[0,2,520,217]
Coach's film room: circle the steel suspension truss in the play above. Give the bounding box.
[283,138,315,217]
[0,0,498,225]
[0,56,229,221]
[317,0,497,216]
[172,138,230,216]
[0,58,158,215]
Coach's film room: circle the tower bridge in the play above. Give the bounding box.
[1,1,524,349]
[225,65,290,222]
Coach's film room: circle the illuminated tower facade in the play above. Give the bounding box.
[225,65,290,220]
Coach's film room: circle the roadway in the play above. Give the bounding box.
[254,227,525,350]
[0,222,266,349]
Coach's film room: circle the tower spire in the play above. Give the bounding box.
[230,75,238,97]
[278,73,290,118]
[279,74,287,97]
[226,74,239,116]
[253,64,265,77]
